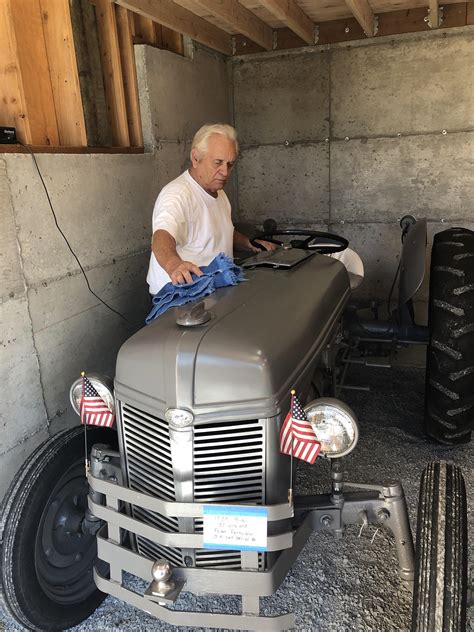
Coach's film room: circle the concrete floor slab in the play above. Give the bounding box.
[238,143,329,224]
[331,31,474,138]
[233,51,329,145]
[331,132,474,223]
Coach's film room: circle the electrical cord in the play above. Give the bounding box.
[19,142,135,327]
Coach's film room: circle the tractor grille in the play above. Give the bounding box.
[193,419,265,569]
[120,403,182,566]
[120,404,265,569]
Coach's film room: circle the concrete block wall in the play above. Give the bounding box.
[0,44,230,499]
[232,28,474,307]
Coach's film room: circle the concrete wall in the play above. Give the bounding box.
[232,27,474,308]
[0,44,230,499]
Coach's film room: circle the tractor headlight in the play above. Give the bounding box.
[304,398,359,458]
[69,374,115,416]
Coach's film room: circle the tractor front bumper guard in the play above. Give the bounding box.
[87,460,415,632]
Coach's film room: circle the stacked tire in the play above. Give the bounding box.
[425,227,474,444]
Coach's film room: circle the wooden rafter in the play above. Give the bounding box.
[259,0,314,45]
[115,0,232,55]
[178,0,273,50]
[344,0,377,36]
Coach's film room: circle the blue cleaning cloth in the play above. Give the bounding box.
[146,253,245,324]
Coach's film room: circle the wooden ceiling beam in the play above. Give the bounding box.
[114,0,232,55]
[259,0,315,45]
[344,0,377,36]
[179,0,273,50]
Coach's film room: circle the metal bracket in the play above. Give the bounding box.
[272,30,278,50]
[425,5,444,28]
[145,579,186,605]
[373,16,379,36]
[90,445,122,485]
[313,24,320,45]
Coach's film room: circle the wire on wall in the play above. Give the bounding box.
[19,142,135,327]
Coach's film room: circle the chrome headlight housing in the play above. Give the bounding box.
[304,398,359,458]
[69,374,115,417]
[165,408,194,429]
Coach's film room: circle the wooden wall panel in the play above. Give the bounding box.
[161,24,184,54]
[467,1,474,22]
[69,0,113,146]
[40,0,87,146]
[0,0,31,143]
[134,13,158,44]
[9,0,59,145]
[95,0,130,146]
[116,6,143,146]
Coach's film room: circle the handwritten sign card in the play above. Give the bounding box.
[203,505,268,551]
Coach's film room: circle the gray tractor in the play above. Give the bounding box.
[0,221,471,631]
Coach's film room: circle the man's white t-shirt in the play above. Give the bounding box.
[147,170,234,295]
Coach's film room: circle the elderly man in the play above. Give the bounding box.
[147,123,274,295]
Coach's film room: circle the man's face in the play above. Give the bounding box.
[191,134,237,195]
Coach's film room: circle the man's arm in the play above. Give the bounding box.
[152,229,202,285]
[233,230,277,252]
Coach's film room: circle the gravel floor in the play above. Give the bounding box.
[1,366,472,631]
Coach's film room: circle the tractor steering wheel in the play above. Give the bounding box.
[253,219,348,255]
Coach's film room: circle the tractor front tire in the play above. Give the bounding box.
[0,426,115,630]
[411,461,468,632]
[425,227,474,444]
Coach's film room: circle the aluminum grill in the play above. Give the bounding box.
[193,418,265,568]
[120,404,265,569]
[120,402,182,566]
[193,419,265,502]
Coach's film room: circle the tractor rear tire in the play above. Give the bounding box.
[425,227,474,444]
[411,461,468,632]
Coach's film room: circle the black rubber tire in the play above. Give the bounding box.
[0,426,116,631]
[425,227,474,444]
[411,461,468,632]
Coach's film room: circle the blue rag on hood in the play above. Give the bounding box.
[146,253,245,324]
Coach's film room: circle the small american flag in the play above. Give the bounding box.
[80,375,115,428]
[280,391,320,464]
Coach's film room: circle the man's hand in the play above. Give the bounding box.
[233,230,278,253]
[152,230,202,285]
[252,239,277,252]
[166,256,203,285]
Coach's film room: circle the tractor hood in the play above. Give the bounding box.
[115,252,350,421]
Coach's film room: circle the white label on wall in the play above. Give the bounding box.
[202,505,268,551]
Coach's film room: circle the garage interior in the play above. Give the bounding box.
[1,0,473,537]
[0,0,473,629]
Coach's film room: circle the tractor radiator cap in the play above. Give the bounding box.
[176,301,211,327]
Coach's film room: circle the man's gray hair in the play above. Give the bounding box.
[191,123,238,159]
